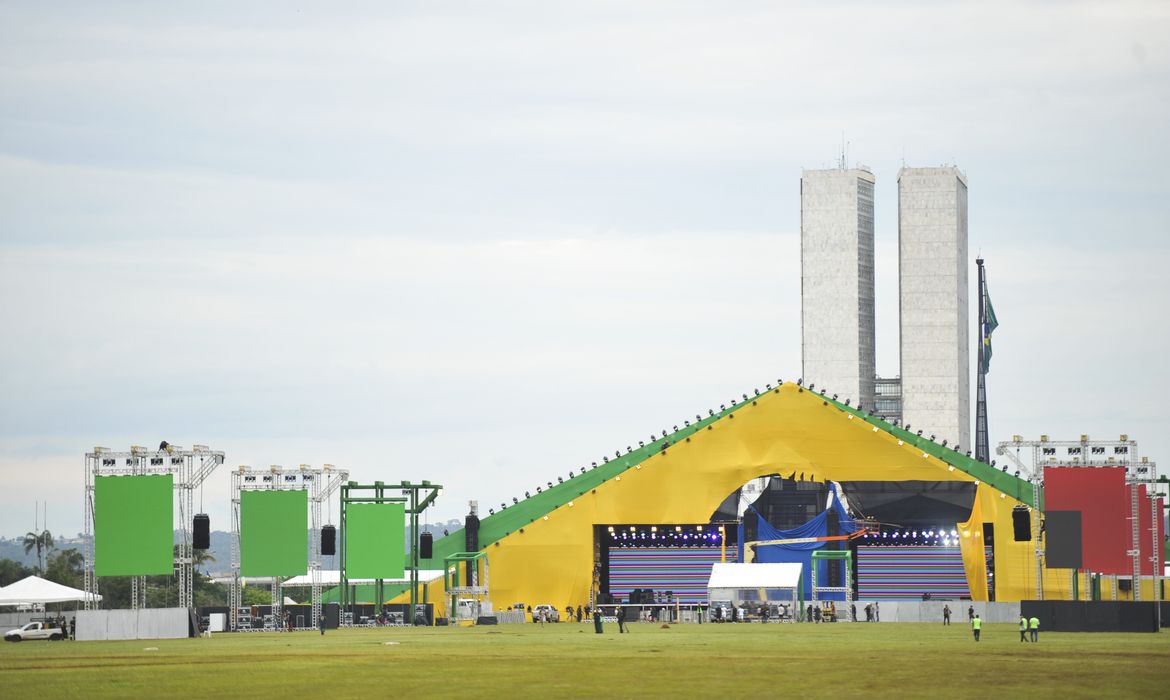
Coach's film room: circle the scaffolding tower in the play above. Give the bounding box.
[229,464,348,631]
[83,444,223,611]
[996,434,1162,603]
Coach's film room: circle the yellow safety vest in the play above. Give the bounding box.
[1019,618,1027,630]
[972,618,982,629]
[1029,617,1039,629]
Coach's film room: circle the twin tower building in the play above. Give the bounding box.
[801,165,970,450]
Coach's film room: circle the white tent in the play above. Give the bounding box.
[0,576,101,605]
[707,563,801,618]
[281,570,445,587]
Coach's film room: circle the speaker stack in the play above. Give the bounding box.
[193,514,210,550]
[1012,507,1031,541]
[321,525,336,555]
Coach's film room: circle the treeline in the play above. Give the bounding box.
[0,547,235,610]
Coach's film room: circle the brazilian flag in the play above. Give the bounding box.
[982,289,998,373]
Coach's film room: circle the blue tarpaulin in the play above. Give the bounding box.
[750,483,858,600]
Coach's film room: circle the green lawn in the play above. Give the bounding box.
[2,622,1167,699]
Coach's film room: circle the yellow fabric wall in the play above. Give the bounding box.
[392,384,1093,612]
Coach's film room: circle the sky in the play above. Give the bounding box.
[1,1,1168,538]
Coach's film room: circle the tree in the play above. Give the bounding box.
[0,558,34,587]
[22,529,53,572]
[45,548,84,589]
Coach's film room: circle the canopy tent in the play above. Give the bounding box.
[0,576,102,605]
[707,562,802,618]
[282,570,444,587]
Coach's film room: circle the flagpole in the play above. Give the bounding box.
[975,258,990,464]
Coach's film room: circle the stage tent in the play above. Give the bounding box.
[0,576,101,605]
[706,562,801,610]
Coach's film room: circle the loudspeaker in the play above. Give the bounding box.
[419,532,433,559]
[321,525,336,556]
[1012,507,1031,541]
[1119,578,1133,592]
[193,514,210,550]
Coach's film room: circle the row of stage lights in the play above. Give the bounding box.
[605,525,728,547]
[488,383,790,516]
[860,530,963,547]
[486,375,1020,519]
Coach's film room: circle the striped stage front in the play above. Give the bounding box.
[857,545,972,599]
[607,547,723,603]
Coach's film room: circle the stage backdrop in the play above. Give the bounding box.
[240,490,308,577]
[94,475,174,576]
[345,503,406,579]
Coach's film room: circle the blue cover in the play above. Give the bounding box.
[751,483,858,600]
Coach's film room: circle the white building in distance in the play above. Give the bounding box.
[800,168,876,411]
[898,166,970,449]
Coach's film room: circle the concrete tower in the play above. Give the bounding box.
[898,166,970,449]
[800,168,876,411]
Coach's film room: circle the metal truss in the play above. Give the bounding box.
[229,464,348,632]
[995,435,1162,603]
[84,445,223,612]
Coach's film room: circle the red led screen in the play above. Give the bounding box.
[1044,467,1129,574]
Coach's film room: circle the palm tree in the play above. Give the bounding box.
[22,529,54,573]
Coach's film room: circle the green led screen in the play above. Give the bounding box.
[346,503,406,579]
[94,475,174,576]
[240,490,308,577]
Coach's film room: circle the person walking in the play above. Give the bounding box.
[1019,615,1028,642]
[967,605,975,622]
[617,606,627,634]
[943,605,951,626]
[318,613,326,636]
[577,605,584,623]
[1029,615,1040,642]
[851,603,857,622]
[875,601,880,622]
[971,614,982,642]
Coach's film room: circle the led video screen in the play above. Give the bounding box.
[240,490,308,577]
[94,475,174,576]
[345,503,406,579]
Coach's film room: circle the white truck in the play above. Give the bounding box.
[4,621,66,642]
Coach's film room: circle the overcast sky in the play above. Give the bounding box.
[1,1,1168,538]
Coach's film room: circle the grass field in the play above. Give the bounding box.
[2,622,1168,699]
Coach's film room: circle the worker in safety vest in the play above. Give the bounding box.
[1029,616,1040,642]
[971,614,982,642]
[1019,615,1028,642]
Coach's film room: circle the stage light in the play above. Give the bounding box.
[489,508,494,515]
[513,497,519,504]
[1002,465,1008,472]
[742,394,748,401]
[684,420,691,427]
[607,526,614,532]
[557,477,563,484]
[630,526,636,532]
[627,446,632,453]
[941,440,948,447]
[673,425,678,432]
[966,450,972,457]
[720,404,726,411]
[525,491,530,497]
[501,503,506,510]
[708,409,714,416]
[536,486,542,493]
[904,424,911,431]
[844,398,850,406]
[696,525,703,531]
[930,434,936,441]
[917,430,923,437]
[951,529,958,537]
[638,441,644,448]
[991,460,997,467]
[675,526,682,532]
[898,440,904,446]
[832,394,838,400]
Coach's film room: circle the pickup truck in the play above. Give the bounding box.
[4,621,65,641]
